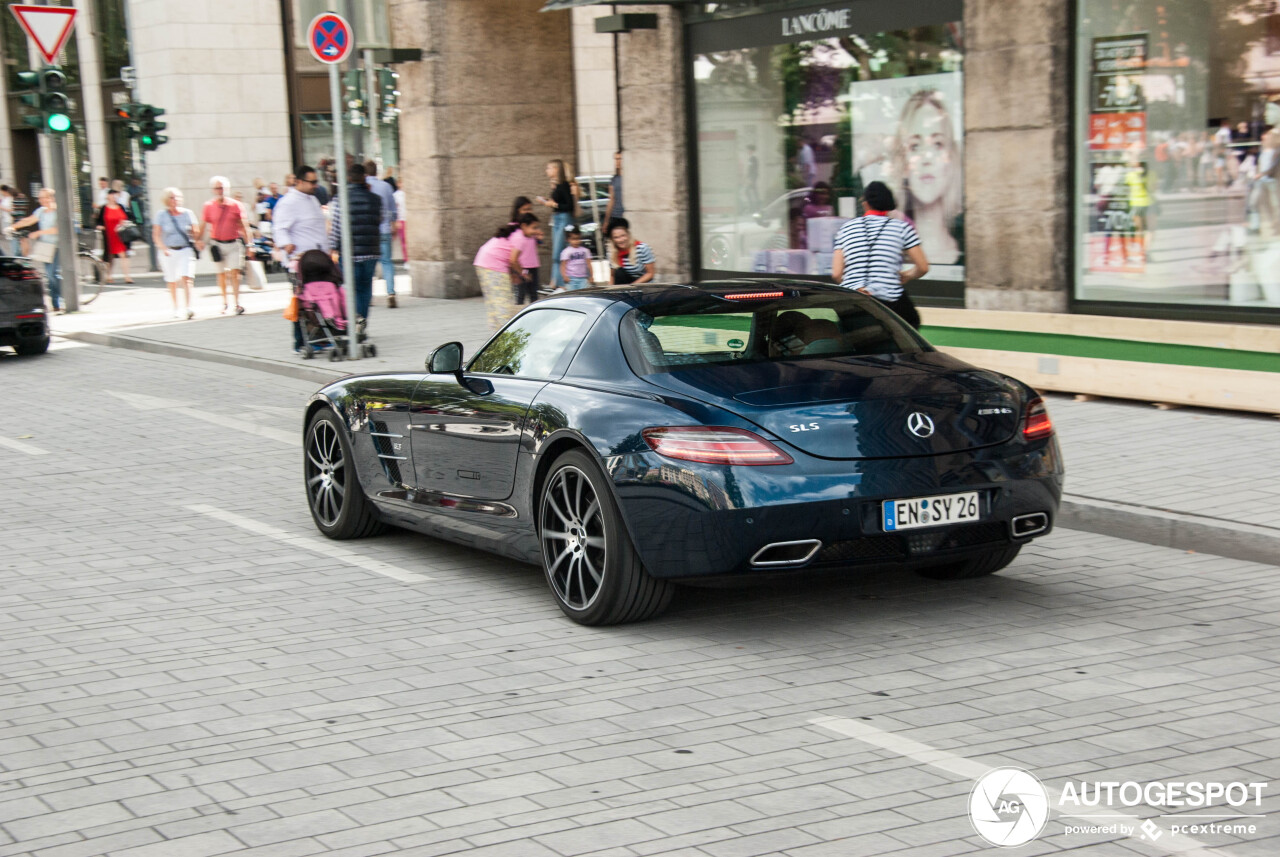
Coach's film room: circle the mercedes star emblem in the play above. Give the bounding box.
[907,412,935,438]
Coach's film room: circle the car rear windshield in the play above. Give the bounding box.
[619,290,931,375]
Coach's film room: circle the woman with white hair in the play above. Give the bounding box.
[153,187,202,319]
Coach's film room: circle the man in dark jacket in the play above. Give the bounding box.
[328,163,382,321]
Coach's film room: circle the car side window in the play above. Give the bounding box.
[469,309,585,379]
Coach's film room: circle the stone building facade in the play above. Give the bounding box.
[4,0,1274,324]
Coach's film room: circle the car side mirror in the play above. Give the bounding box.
[427,341,463,374]
[427,341,493,395]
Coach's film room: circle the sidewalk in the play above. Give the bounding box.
[53,278,1280,566]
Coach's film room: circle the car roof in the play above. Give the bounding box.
[534,279,850,310]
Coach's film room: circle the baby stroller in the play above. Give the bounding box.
[297,278,376,361]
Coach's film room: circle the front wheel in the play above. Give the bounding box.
[539,449,673,625]
[304,409,385,539]
[916,544,1022,580]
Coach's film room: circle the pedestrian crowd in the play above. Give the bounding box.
[473,151,646,330]
[273,159,406,354]
[5,160,407,336]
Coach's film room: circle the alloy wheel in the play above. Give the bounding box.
[541,465,607,610]
[306,419,346,527]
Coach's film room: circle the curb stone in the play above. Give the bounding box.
[64,328,1280,569]
[1058,495,1280,567]
[61,329,346,385]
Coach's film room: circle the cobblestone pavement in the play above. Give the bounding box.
[2,343,1278,857]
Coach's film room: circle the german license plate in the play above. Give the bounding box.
[883,491,980,532]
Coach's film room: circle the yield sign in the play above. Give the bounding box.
[9,5,78,66]
[307,13,353,65]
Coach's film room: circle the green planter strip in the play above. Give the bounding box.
[922,326,1280,374]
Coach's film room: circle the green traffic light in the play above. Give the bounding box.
[46,113,71,133]
[141,135,153,145]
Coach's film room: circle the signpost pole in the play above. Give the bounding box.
[49,120,78,312]
[10,4,82,311]
[330,62,357,361]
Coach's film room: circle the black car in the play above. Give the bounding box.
[0,256,49,356]
[302,282,1064,625]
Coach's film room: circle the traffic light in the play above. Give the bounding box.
[137,104,167,151]
[15,70,44,129]
[115,102,139,137]
[41,68,71,134]
[343,69,365,126]
[378,68,400,124]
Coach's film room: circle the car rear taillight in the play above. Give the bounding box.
[723,291,785,301]
[642,426,794,465]
[1023,397,1054,440]
[16,311,45,319]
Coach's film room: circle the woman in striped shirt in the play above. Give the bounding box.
[831,181,929,329]
[608,218,656,285]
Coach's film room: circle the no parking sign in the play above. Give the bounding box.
[307,12,353,65]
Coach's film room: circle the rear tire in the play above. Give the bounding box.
[304,409,386,539]
[14,336,49,356]
[538,449,673,625]
[916,544,1021,580]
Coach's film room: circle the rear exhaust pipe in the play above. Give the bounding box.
[1012,512,1049,538]
[750,539,822,567]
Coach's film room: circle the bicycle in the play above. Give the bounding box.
[77,230,110,305]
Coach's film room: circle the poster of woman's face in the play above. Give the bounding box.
[849,73,964,269]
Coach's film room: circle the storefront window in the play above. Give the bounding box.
[690,3,964,290]
[1076,0,1280,309]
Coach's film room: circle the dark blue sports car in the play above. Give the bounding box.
[303,282,1064,625]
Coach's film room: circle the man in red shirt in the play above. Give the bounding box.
[199,176,252,315]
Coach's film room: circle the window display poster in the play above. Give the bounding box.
[1091,34,1147,113]
[1087,161,1149,273]
[848,72,965,272]
[1089,34,1148,151]
[1088,33,1149,272]
[1088,112,1147,151]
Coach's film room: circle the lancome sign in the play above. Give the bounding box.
[781,7,852,37]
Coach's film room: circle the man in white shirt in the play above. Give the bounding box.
[272,164,330,261]
[93,177,109,213]
[272,164,330,354]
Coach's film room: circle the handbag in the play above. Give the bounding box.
[282,295,299,322]
[30,241,56,264]
[116,221,142,247]
[209,243,222,263]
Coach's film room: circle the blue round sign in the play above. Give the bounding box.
[307,13,353,65]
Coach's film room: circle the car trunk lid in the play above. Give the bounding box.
[642,352,1022,460]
